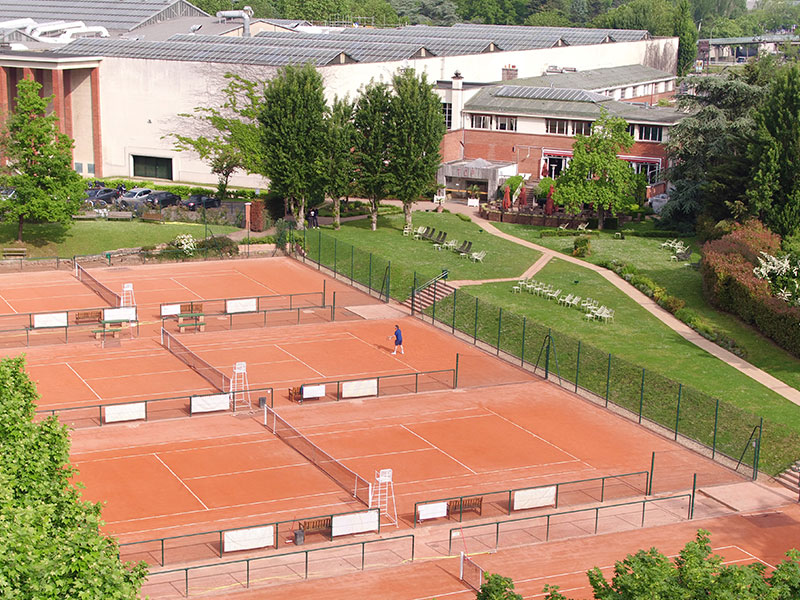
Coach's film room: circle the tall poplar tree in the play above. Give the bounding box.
[674,0,698,77]
[324,97,357,230]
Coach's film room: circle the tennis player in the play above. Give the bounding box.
[389,324,404,355]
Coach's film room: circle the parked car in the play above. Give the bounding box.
[84,187,118,208]
[147,191,181,208]
[118,187,152,209]
[181,194,220,211]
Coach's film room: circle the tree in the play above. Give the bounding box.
[746,63,800,238]
[169,74,266,203]
[388,68,446,230]
[324,97,357,230]
[0,79,85,243]
[259,63,328,230]
[543,530,800,600]
[594,0,674,36]
[674,0,698,77]
[0,356,147,599]
[477,573,523,600]
[554,111,636,229]
[354,80,394,231]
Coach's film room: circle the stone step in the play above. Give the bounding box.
[402,281,456,312]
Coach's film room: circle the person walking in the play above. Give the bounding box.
[389,324,404,355]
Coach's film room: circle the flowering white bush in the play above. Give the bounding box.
[753,251,800,306]
[174,233,196,257]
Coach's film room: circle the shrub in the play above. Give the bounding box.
[195,235,238,257]
[658,294,686,313]
[457,213,472,222]
[572,235,591,257]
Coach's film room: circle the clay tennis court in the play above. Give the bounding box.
[1,255,796,599]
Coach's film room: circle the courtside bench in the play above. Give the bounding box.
[107,211,133,221]
[177,313,205,332]
[2,248,26,259]
[141,212,163,223]
[448,496,483,518]
[299,517,332,538]
[74,310,103,325]
[91,327,123,340]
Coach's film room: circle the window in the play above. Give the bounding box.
[639,125,663,142]
[496,116,517,131]
[471,114,491,129]
[87,163,95,175]
[626,124,636,137]
[632,161,661,184]
[74,162,83,174]
[132,155,173,180]
[546,118,567,134]
[572,120,592,136]
[442,102,452,129]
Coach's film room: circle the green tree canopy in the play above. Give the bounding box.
[478,573,523,600]
[259,63,328,229]
[0,356,147,599]
[543,530,800,600]
[324,96,358,229]
[0,79,85,243]
[674,0,699,76]
[554,111,636,229]
[387,68,446,229]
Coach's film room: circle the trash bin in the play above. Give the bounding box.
[293,529,305,545]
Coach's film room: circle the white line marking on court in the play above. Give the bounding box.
[153,453,209,510]
[484,407,583,462]
[0,291,17,313]
[66,363,102,400]
[274,344,325,377]
[169,277,203,298]
[400,424,477,475]
[234,267,278,293]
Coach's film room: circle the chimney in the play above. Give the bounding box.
[501,65,518,81]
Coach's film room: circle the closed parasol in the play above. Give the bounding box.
[502,185,511,210]
[545,185,555,216]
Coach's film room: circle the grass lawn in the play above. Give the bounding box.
[495,222,800,396]
[1,221,240,257]
[304,211,540,300]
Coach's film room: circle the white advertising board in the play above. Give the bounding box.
[417,501,448,522]
[341,379,378,399]
[302,384,326,399]
[513,486,557,511]
[104,402,147,423]
[190,393,231,414]
[223,525,275,553]
[160,304,181,317]
[467,197,480,207]
[226,298,258,314]
[33,312,68,329]
[104,306,137,322]
[331,510,380,537]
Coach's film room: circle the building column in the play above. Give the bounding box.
[51,70,66,134]
[63,70,73,138]
[22,67,33,80]
[90,67,102,177]
[0,67,8,119]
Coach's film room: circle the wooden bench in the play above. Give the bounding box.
[288,386,302,403]
[92,327,122,340]
[2,248,26,259]
[107,211,133,221]
[179,302,203,314]
[141,211,163,223]
[74,310,103,325]
[177,321,205,332]
[299,517,332,535]
[72,211,99,220]
[448,496,483,518]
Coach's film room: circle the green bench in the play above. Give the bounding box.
[2,248,26,259]
[92,327,122,340]
[177,321,205,332]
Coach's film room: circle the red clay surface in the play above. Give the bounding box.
[0,270,109,314]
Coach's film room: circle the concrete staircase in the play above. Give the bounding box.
[775,461,800,495]
[403,281,456,313]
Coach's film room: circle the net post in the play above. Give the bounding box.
[638,368,645,424]
[459,552,464,580]
[674,384,682,441]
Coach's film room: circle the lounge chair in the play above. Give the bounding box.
[576,223,591,232]
[558,223,568,230]
[433,233,449,249]
[422,228,437,241]
[453,241,469,254]
[546,288,562,300]
[470,250,486,263]
[413,226,430,240]
[671,248,692,262]
[458,241,473,257]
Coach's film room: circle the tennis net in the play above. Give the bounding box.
[74,263,121,307]
[460,552,484,591]
[264,405,372,506]
[161,328,230,392]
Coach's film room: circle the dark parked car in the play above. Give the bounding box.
[181,194,220,211]
[84,187,119,208]
[147,191,182,208]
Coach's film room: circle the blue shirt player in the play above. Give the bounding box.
[389,324,404,355]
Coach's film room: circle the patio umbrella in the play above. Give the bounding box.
[545,185,555,216]
[502,185,511,210]
[518,185,527,209]
[541,161,549,178]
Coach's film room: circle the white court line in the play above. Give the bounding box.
[153,453,209,510]
[401,424,477,475]
[169,277,203,298]
[484,407,583,463]
[72,430,278,458]
[183,461,314,481]
[0,291,17,313]
[274,344,325,377]
[233,267,279,294]
[66,363,102,401]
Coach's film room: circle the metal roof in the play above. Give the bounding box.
[0,0,208,32]
[704,34,800,45]
[509,64,674,90]
[465,84,683,124]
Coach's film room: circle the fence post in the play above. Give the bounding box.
[473,297,479,343]
[452,288,457,333]
[605,354,611,407]
[331,292,336,322]
[432,277,438,323]
[303,229,307,263]
[496,307,503,355]
[575,341,581,392]
[350,245,354,283]
[545,330,551,379]
[754,417,763,480]
[317,228,321,269]
[649,451,655,495]
[368,253,373,292]
[333,238,337,277]
[690,473,697,519]
[386,261,391,302]
[638,368,645,424]
[411,272,417,315]
[674,384,682,441]
[454,354,459,388]
[712,398,719,459]
[520,317,526,367]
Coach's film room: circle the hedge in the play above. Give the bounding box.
[701,220,800,357]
